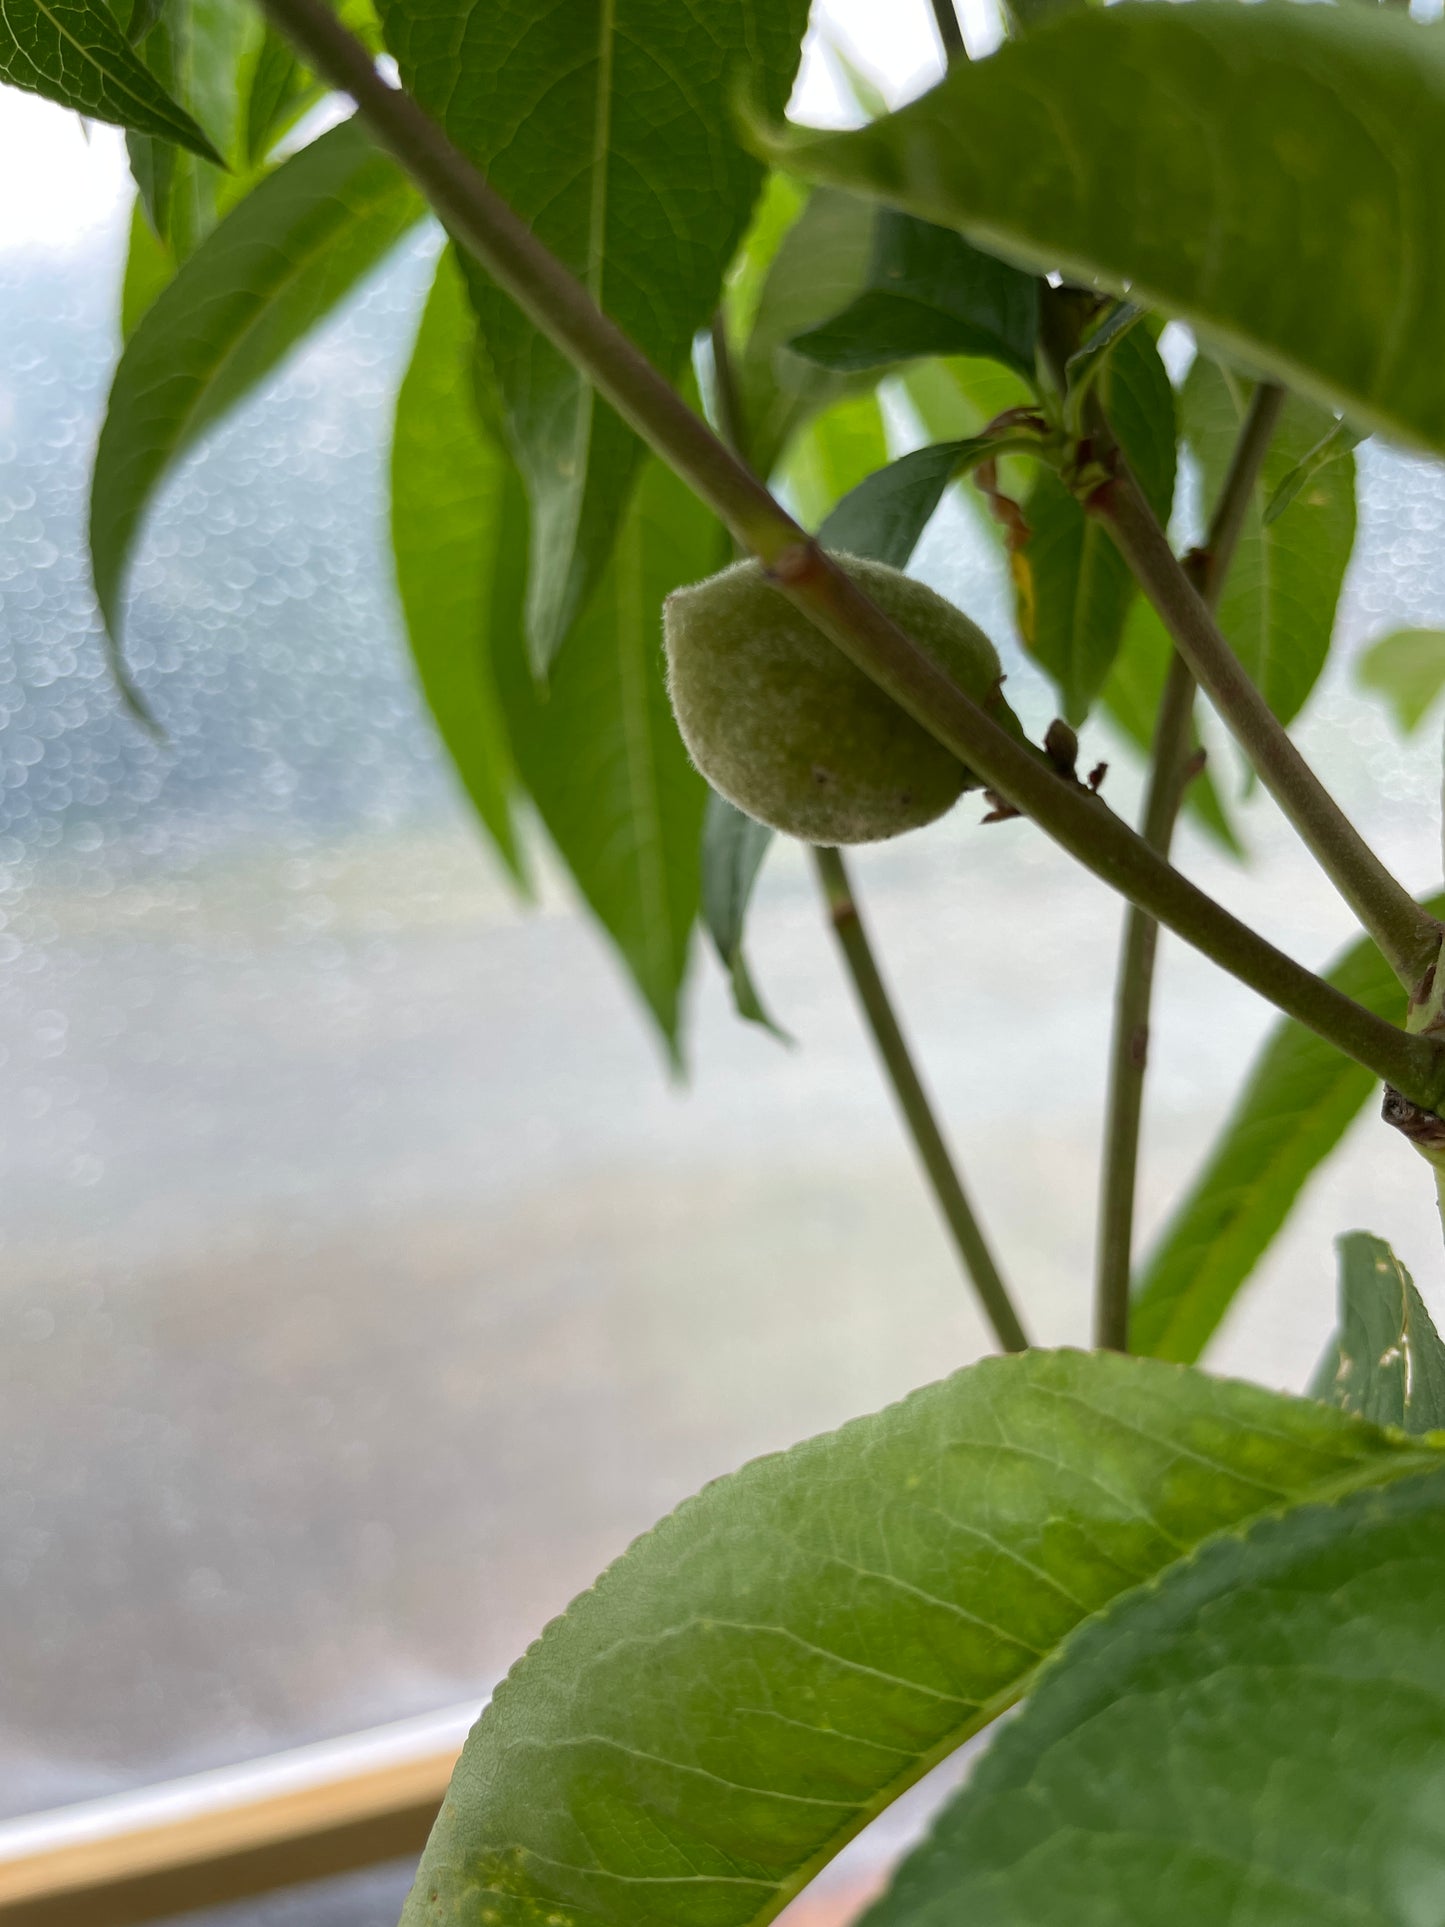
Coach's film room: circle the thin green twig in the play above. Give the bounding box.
[1093,383,1285,1351]
[929,0,968,65]
[813,848,1029,1352]
[1093,466,1442,993]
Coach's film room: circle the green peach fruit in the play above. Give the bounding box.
[663,553,1023,844]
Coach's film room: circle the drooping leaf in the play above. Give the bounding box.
[700,793,784,1039]
[1101,597,1243,857]
[0,0,219,153]
[737,186,879,479]
[1130,894,1445,1364]
[1358,627,1445,735]
[758,3,1445,455]
[1183,357,1357,726]
[791,211,1039,380]
[243,28,312,166]
[1310,1232,1445,1434]
[1264,418,1365,527]
[126,0,261,258]
[903,355,1034,443]
[243,0,382,166]
[90,118,424,683]
[721,172,810,351]
[1062,300,1144,426]
[865,1463,1445,1925]
[391,248,525,885]
[1020,326,1175,724]
[377,0,811,669]
[822,35,889,123]
[818,440,993,571]
[781,389,890,533]
[901,355,1036,546]
[492,453,724,1059]
[400,1349,1443,1927]
[120,193,176,342]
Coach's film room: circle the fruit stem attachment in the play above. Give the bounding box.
[1093,381,1283,1353]
[253,0,1445,1111]
[812,847,1028,1353]
[1090,460,1443,993]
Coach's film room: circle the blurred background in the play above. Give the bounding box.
[5,0,1445,1918]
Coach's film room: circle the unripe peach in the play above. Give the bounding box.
[664,554,1021,844]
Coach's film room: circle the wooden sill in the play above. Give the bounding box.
[0,1705,476,1926]
[0,1704,879,1927]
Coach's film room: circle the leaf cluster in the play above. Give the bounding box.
[11,0,1445,1916]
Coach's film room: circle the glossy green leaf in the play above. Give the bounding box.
[1358,627,1445,734]
[401,1349,1443,1927]
[91,118,424,686]
[791,212,1039,380]
[243,0,382,167]
[243,28,311,166]
[391,249,525,885]
[0,0,218,154]
[377,0,810,669]
[1131,895,1445,1364]
[1312,1232,1445,1434]
[126,0,261,258]
[901,355,1035,544]
[1101,597,1243,857]
[903,355,1033,443]
[1183,358,1357,726]
[120,193,175,343]
[1021,326,1175,724]
[1062,300,1143,427]
[493,452,722,1058]
[759,3,1445,455]
[818,439,992,571]
[1264,418,1365,527]
[737,186,879,480]
[781,389,890,533]
[700,793,784,1039]
[866,1463,1445,1925]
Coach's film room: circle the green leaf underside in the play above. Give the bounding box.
[791,211,1039,379]
[1130,894,1445,1364]
[781,389,890,533]
[126,0,259,259]
[0,0,218,153]
[121,195,176,343]
[1101,598,1242,856]
[1312,1232,1445,1435]
[492,450,721,1059]
[90,118,424,661]
[1358,627,1445,735]
[392,249,524,884]
[400,1350,1440,1927]
[1184,358,1357,726]
[1024,327,1175,725]
[244,27,312,165]
[865,1464,1445,1925]
[700,793,784,1037]
[376,0,810,670]
[760,3,1445,457]
[738,186,879,480]
[819,440,990,573]
[1264,418,1364,527]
